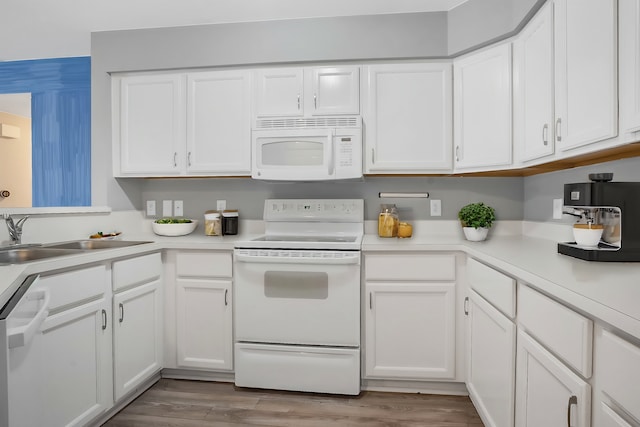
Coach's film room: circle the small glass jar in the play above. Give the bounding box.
[204,210,222,236]
[378,204,399,238]
[398,222,413,238]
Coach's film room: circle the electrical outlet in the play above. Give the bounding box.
[162,200,173,217]
[553,198,564,220]
[217,199,227,211]
[146,200,156,217]
[174,200,184,217]
[430,199,442,217]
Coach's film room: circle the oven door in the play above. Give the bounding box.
[252,128,335,180]
[234,249,360,347]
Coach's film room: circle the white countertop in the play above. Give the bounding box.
[3,224,640,341]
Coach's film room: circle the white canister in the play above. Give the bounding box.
[204,211,222,236]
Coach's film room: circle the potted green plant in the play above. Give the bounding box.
[458,202,496,241]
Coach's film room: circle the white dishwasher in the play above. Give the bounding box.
[0,275,48,427]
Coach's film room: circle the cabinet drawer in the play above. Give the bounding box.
[112,252,162,291]
[597,329,640,422]
[364,253,456,281]
[176,251,232,278]
[518,284,593,377]
[36,265,107,312]
[467,258,516,318]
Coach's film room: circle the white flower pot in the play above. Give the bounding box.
[463,227,489,241]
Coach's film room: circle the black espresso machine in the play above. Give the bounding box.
[558,173,640,261]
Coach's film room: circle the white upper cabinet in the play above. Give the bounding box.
[514,1,555,163]
[454,43,513,171]
[255,66,359,117]
[620,0,640,134]
[186,70,252,175]
[114,70,252,177]
[364,63,453,173]
[116,73,186,175]
[553,0,617,151]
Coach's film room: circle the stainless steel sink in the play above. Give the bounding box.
[0,240,152,265]
[43,240,152,251]
[0,247,82,265]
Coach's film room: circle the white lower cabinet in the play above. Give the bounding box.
[174,250,234,371]
[467,290,515,427]
[515,330,591,427]
[593,326,640,427]
[363,253,458,380]
[112,253,163,402]
[36,265,112,427]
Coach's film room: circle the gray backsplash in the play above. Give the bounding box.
[524,156,640,222]
[140,176,524,221]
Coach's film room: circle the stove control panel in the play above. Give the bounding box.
[264,199,364,222]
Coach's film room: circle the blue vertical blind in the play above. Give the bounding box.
[0,57,91,207]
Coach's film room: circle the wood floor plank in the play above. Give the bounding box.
[103,379,484,427]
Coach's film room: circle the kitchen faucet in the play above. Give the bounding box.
[3,213,29,245]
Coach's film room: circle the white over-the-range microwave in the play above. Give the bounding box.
[251,116,362,181]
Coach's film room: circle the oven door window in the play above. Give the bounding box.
[260,139,325,167]
[264,271,328,299]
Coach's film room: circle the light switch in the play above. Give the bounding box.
[430,199,442,217]
[162,200,173,217]
[146,200,156,217]
[553,198,563,220]
[174,200,184,217]
[217,200,227,211]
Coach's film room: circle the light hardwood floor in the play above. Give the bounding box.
[104,379,484,426]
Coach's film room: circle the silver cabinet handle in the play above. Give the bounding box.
[188,152,192,167]
[224,289,228,306]
[173,152,178,167]
[464,297,469,315]
[119,303,124,323]
[297,94,301,110]
[371,148,375,165]
[314,94,317,109]
[556,118,562,142]
[455,146,461,162]
[101,309,107,330]
[567,395,577,427]
[369,292,373,310]
[542,124,549,146]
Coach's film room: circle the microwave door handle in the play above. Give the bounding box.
[328,130,335,176]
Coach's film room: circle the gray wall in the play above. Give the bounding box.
[141,176,524,221]
[90,0,540,218]
[448,0,545,55]
[523,156,640,222]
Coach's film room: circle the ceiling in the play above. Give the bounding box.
[0,0,467,62]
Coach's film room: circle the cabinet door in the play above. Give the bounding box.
[515,330,591,427]
[365,63,452,173]
[514,1,555,163]
[620,0,640,133]
[117,73,186,175]
[176,278,233,370]
[40,298,112,427]
[365,282,455,379]
[186,70,252,175]
[309,66,360,115]
[454,43,512,171]
[554,0,617,151]
[255,68,304,117]
[468,291,516,427]
[113,280,163,401]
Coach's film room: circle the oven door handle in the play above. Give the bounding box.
[234,253,360,265]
